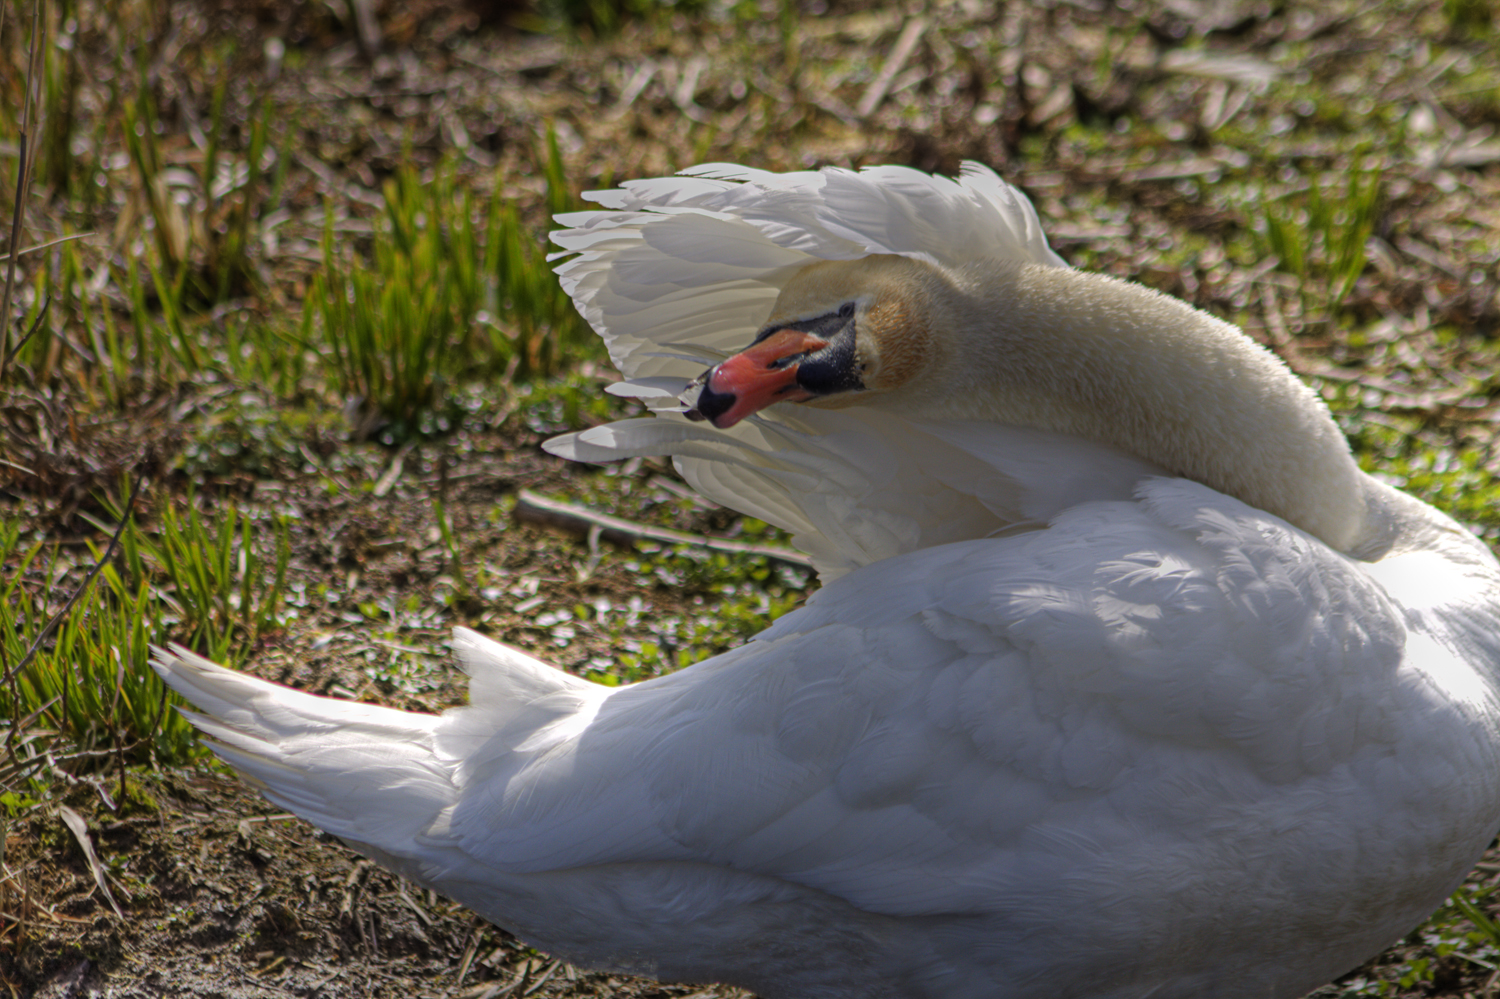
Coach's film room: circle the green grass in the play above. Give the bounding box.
[115,496,291,666]
[0,490,294,777]
[311,132,595,439]
[0,514,198,776]
[598,544,810,681]
[1258,155,1385,311]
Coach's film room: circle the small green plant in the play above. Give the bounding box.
[120,46,274,309]
[218,316,319,399]
[1258,156,1384,311]
[313,126,594,437]
[1451,890,1500,950]
[0,485,293,781]
[0,514,199,774]
[433,495,476,607]
[36,1,83,201]
[312,200,459,435]
[117,495,291,665]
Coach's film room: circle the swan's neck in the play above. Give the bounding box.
[908,262,1370,552]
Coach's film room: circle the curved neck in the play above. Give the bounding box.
[901,262,1369,552]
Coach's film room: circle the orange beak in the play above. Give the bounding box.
[685,329,826,429]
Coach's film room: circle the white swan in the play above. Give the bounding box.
[154,162,1500,999]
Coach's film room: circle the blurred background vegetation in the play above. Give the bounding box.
[3,0,1500,994]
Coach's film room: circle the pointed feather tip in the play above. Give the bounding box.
[605,377,691,400]
[676,163,769,182]
[543,420,690,463]
[541,430,647,464]
[149,642,231,690]
[579,188,631,209]
[541,432,610,463]
[451,626,593,692]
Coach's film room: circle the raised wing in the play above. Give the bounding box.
[548,163,1092,577]
[552,162,1064,387]
[551,408,1161,577]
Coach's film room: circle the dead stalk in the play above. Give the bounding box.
[0,0,44,384]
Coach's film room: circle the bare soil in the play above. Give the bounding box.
[13,770,749,999]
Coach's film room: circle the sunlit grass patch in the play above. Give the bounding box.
[0,490,293,777]
[313,131,597,440]
[596,543,811,682]
[114,496,291,666]
[514,370,639,436]
[1256,156,1384,311]
[0,514,199,774]
[1353,430,1500,542]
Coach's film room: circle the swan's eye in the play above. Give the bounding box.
[838,302,854,319]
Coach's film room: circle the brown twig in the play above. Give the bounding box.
[0,0,44,384]
[0,232,92,264]
[521,959,560,996]
[855,16,927,118]
[512,490,812,569]
[4,295,49,365]
[141,680,172,768]
[2,695,58,779]
[454,920,482,986]
[115,722,127,814]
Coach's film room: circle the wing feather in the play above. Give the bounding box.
[549,162,1086,575]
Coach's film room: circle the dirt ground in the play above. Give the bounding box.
[14,769,755,999]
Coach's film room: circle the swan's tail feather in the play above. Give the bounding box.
[151,645,454,853]
[451,625,594,705]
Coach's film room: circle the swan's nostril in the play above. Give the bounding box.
[693,383,738,426]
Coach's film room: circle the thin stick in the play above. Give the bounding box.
[513,489,811,568]
[856,17,927,118]
[0,232,93,264]
[455,920,482,985]
[0,139,26,382]
[0,0,44,383]
[16,876,27,953]
[4,295,48,364]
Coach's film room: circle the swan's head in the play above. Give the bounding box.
[682,255,948,428]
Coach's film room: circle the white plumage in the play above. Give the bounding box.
[154,162,1500,999]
